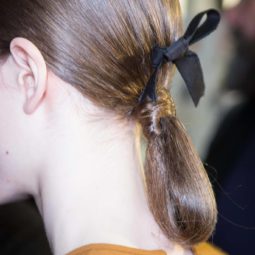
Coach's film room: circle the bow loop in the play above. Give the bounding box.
[184,9,221,45]
[138,9,221,106]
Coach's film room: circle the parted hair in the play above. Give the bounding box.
[0,0,217,247]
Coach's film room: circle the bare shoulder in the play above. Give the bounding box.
[193,242,228,255]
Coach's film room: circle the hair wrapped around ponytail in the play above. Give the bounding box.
[137,88,217,247]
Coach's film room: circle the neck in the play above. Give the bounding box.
[34,113,152,254]
[32,85,192,255]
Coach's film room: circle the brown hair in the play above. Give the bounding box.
[0,0,217,247]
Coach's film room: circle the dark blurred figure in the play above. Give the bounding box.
[0,199,52,255]
[206,0,255,254]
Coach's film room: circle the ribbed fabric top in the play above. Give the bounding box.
[66,242,227,255]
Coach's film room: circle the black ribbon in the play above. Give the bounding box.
[138,9,221,106]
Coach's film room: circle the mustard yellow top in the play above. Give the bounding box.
[66,242,227,255]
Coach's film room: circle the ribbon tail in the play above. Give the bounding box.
[175,50,205,106]
[138,67,160,103]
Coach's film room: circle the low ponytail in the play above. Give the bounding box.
[137,88,217,248]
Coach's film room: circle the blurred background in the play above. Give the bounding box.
[1,0,255,254]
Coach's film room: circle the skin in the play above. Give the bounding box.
[0,38,192,255]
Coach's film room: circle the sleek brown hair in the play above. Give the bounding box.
[0,0,217,247]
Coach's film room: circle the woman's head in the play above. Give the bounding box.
[0,0,181,115]
[0,0,217,248]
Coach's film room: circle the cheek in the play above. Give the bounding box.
[0,60,33,203]
[0,59,26,156]
[0,136,29,205]
[0,98,30,204]
[0,91,22,152]
[0,89,26,183]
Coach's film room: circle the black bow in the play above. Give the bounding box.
[138,9,221,106]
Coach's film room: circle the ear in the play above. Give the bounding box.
[10,37,47,114]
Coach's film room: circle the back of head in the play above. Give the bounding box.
[0,0,217,248]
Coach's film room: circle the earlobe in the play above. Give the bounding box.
[10,37,48,115]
